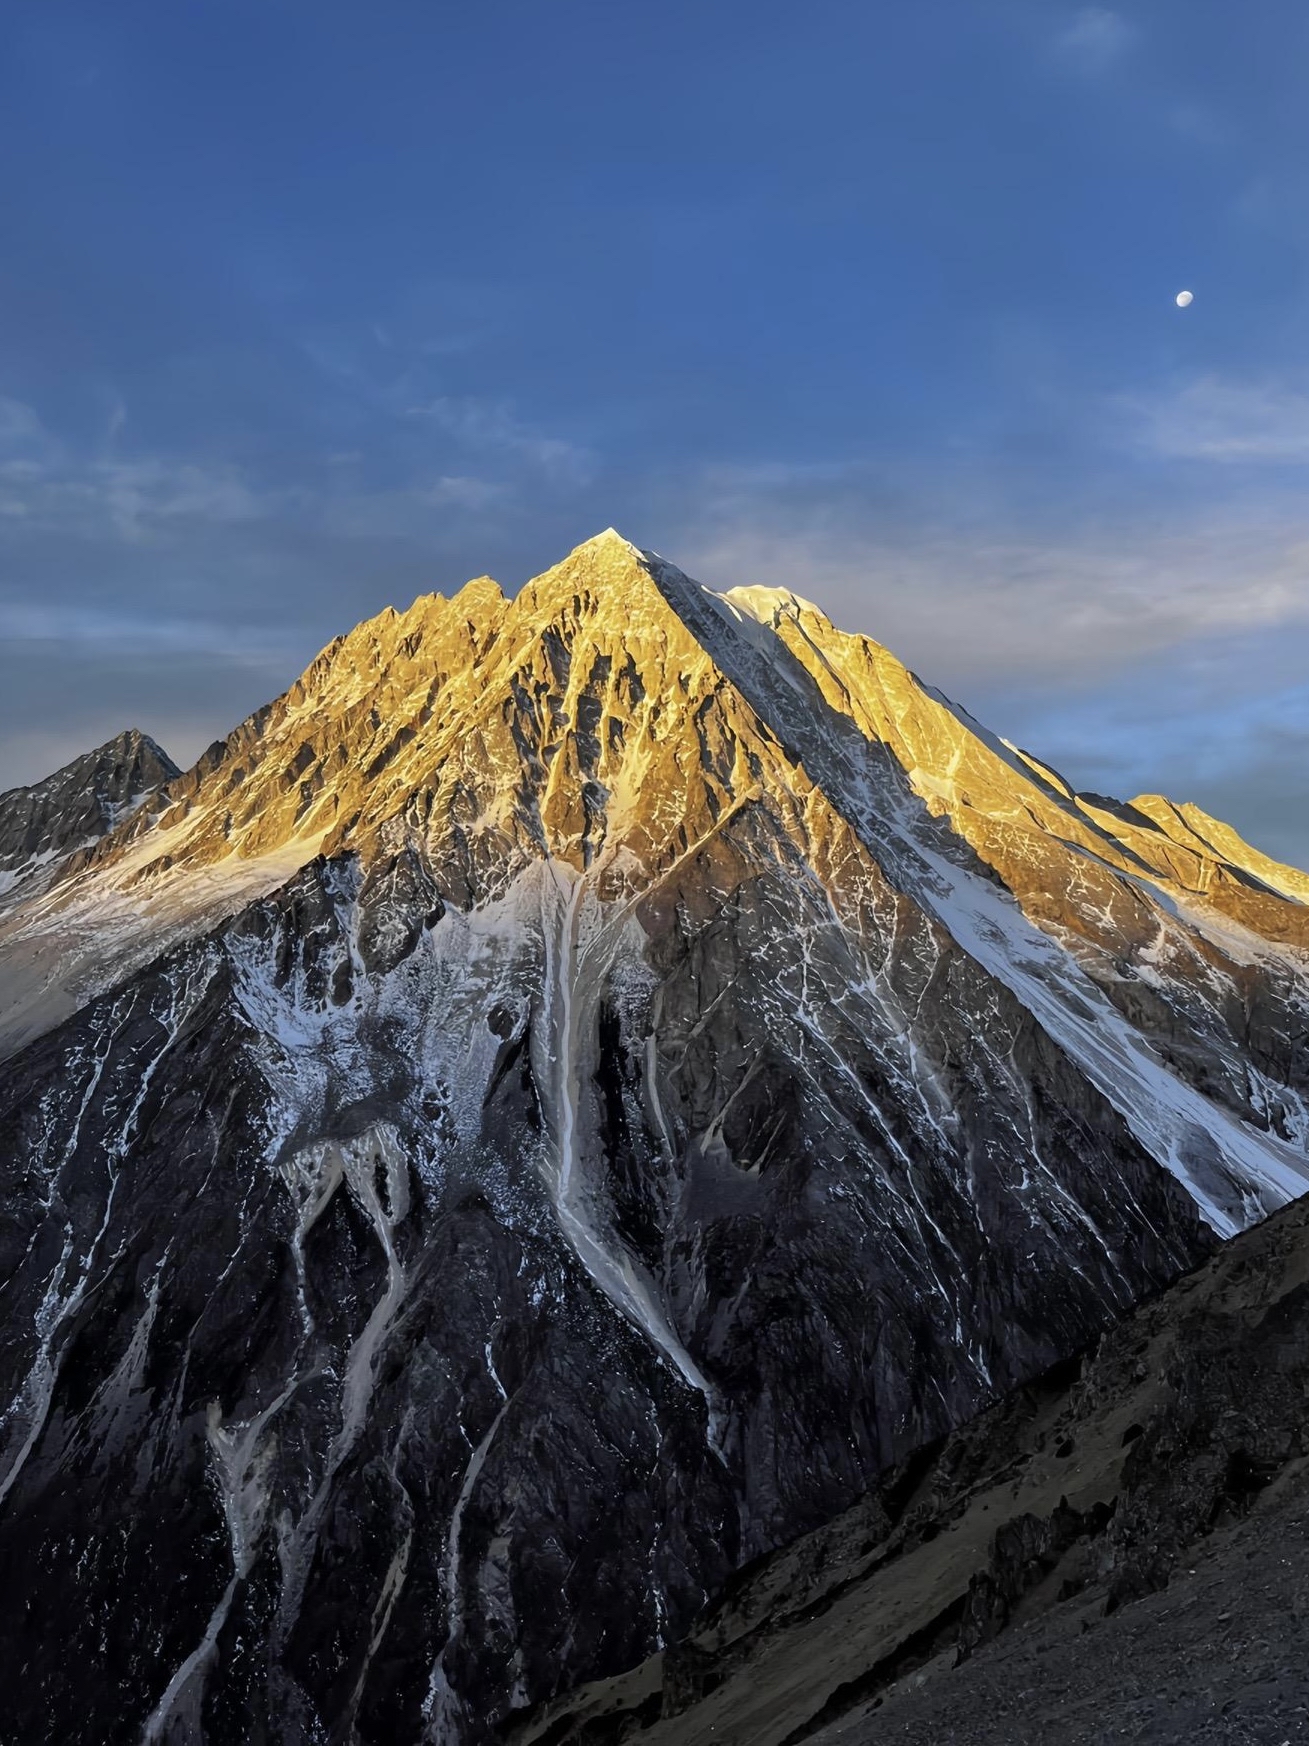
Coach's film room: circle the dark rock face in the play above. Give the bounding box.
[0,728,178,873]
[0,846,1214,1744]
[514,1190,1309,1746]
[0,534,1306,1744]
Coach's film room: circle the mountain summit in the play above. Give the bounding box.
[2,534,1308,1742]
[0,727,178,877]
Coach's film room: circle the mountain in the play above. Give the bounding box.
[0,727,178,880]
[1,531,1307,1744]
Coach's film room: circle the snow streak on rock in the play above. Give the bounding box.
[536,858,721,1438]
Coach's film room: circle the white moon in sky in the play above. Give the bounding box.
[1175,289,1194,307]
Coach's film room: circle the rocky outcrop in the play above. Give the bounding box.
[0,728,178,875]
[0,533,1307,1743]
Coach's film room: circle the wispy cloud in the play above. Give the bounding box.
[0,396,281,537]
[407,395,593,482]
[0,598,305,658]
[93,460,271,531]
[1117,375,1309,463]
[0,456,277,538]
[1165,101,1227,147]
[1054,8,1134,74]
[669,479,1309,868]
[989,648,1309,869]
[421,475,508,510]
[674,498,1309,689]
[0,397,61,467]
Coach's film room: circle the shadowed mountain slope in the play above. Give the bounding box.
[512,1186,1309,1745]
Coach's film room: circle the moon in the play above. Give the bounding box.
[1175,289,1194,307]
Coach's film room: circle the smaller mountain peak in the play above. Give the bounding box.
[718,583,824,625]
[0,727,179,875]
[113,728,180,776]
[399,574,505,618]
[449,574,506,610]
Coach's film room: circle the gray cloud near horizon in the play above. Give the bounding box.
[1115,375,1309,464]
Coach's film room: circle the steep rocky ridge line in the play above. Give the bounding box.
[640,558,1309,1233]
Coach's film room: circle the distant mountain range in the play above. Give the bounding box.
[2,531,1307,1744]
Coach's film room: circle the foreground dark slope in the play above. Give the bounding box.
[1,534,1307,1743]
[515,1189,1309,1745]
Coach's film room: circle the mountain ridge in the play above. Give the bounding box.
[1,530,1307,1742]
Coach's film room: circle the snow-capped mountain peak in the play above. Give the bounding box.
[3,533,1308,1741]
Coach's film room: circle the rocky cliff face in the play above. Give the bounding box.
[1,532,1307,1744]
[513,1184,1309,1746]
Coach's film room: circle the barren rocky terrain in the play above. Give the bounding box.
[514,1190,1309,1745]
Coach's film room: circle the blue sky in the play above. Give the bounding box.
[3,1,1309,859]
